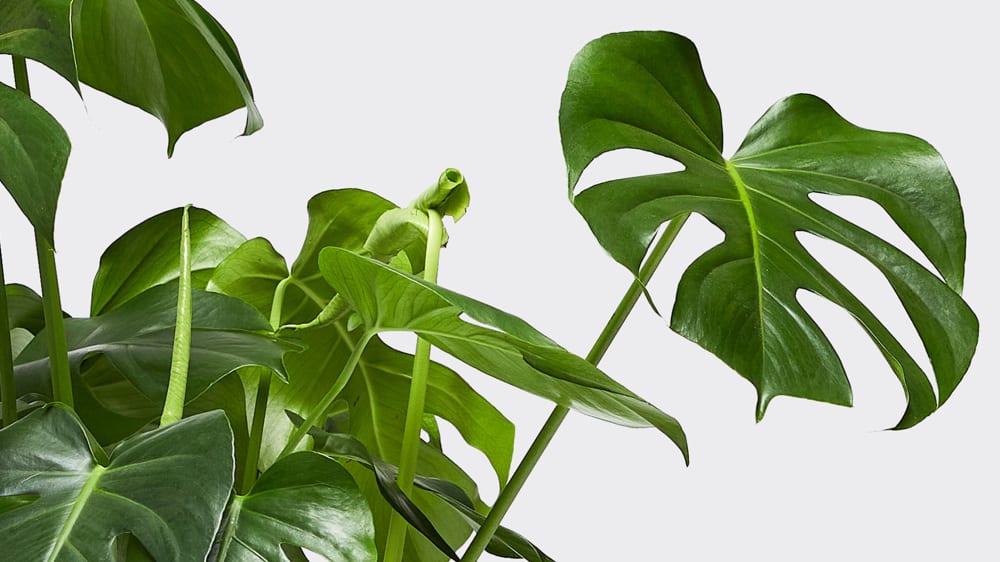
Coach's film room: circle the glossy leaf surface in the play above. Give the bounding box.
[0,405,234,561]
[0,82,70,245]
[560,31,978,427]
[71,0,262,154]
[215,451,376,562]
[306,425,554,562]
[14,284,291,409]
[0,0,78,87]
[319,248,688,458]
[91,206,245,315]
[5,284,47,333]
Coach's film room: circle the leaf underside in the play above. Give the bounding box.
[559,31,978,427]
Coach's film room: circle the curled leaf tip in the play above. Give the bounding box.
[410,167,470,221]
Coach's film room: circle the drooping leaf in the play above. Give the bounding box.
[559,31,978,428]
[71,0,262,154]
[0,0,79,88]
[0,82,70,245]
[0,405,235,561]
[301,422,554,562]
[5,283,49,333]
[14,284,293,411]
[91,206,246,315]
[319,247,688,459]
[213,451,376,562]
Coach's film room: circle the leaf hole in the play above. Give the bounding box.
[574,149,684,197]
[807,193,940,282]
[643,213,724,309]
[794,231,937,401]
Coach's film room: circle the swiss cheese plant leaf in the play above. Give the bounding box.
[213,451,376,562]
[91,206,246,315]
[14,284,293,412]
[318,247,688,459]
[559,31,978,428]
[71,0,262,155]
[0,405,234,561]
[0,0,79,88]
[302,424,555,562]
[0,82,70,246]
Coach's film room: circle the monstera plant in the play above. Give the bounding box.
[0,2,979,560]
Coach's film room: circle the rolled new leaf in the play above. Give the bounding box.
[318,247,688,461]
[560,31,978,428]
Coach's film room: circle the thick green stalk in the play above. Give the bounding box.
[383,209,445,562]
[461,213,690,561]
[280,329,374,458]
[13,57,74,409]
[0,248,16,427]
[240,277,290,493]
[159,206,194,426]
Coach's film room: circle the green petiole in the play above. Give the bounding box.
[460,213,690,561]
[0,248,16,427]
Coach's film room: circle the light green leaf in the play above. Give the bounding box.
[214,451,376,562]
[14,284,293,413]
[91,206,245,315]
[0,405,235,561]
[0,82,70,245]
[206,237,290,319]
[559,31,978,427]
[71,0,261,154]
[318,247,688,459]
[0,0,79,88]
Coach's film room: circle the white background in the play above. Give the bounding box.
[2,1,997,560]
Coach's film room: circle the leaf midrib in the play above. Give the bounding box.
[724,160,765,378]
[48,465,105,562]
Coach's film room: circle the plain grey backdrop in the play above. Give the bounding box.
[1,1,996,560]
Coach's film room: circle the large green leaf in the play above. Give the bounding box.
[0,405,234,561]
[14,284,292,410]
[318,247,688,458]
[559,31,978,427]
[213,451,376,562]
[5,284,48,333]
[71,0,262,154]
[91,206,246,315]
[0,0,79,88]
[0,82,70,245]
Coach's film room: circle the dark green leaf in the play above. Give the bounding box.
[0,82,70,245]
[91,206,245,315]
[560,31,978,428]
[71,0,262,155]
[0,405,234,561]
[214,451,376,562]
[304,424,554,562]
[14,284,293,411]
[5,284,48,333]
[0,0,79,88]
[319,247,688,459]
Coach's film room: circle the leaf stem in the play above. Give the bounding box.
[460,213,690,561]
[159,206,194,426]
[383,208,445,562]
[241,277,290,493]
[13,57,74,409]
[280,330,374,458]
[0,249,17,427]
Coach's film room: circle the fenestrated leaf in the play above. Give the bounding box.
[0,0,79,88]
[14,284,293,412]
[303,424,555,562]
[0,405,235,561]
[71,0,262,155]
[318,247,688,460]
[213,451,376,562]
[0,82,70,245]
[91,206,246,315]
[559,31,978,428]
